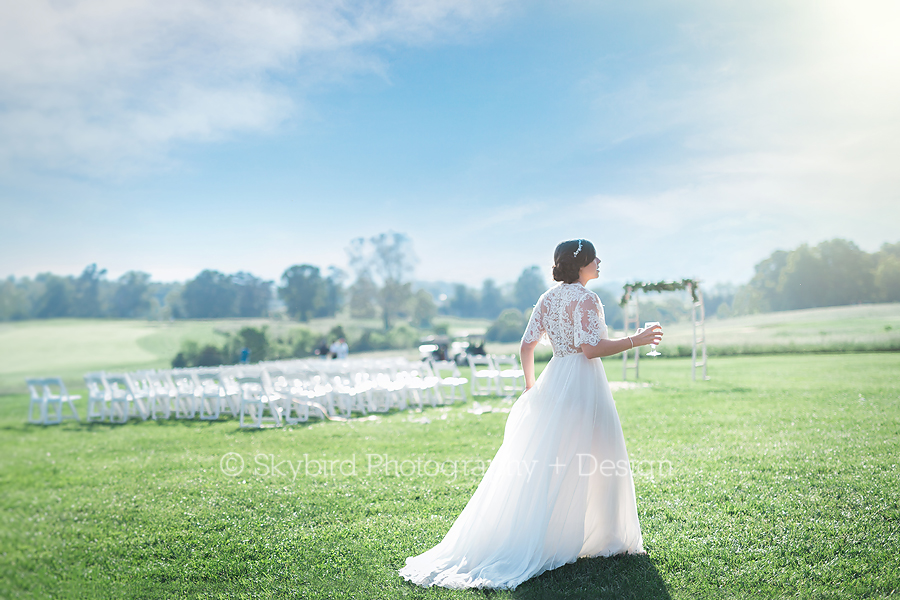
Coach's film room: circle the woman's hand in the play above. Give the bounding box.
[581,324,664,359]
[631,325,663,348]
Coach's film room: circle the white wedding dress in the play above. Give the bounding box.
[399,282,645,590]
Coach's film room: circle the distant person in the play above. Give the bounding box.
[239,347,250,364]
[329,337,349,360]
[314,338,329,359]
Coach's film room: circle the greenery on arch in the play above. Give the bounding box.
[619,278,701,306]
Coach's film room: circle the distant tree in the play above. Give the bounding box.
[237,326,269,363]
[317,267,346,318]
[480,279,506,318]
[880,241,900,259]
[735,238,890,314]
[233,272,272,317]
[195,345,225,367]
[279,264,324,322]
[782,239,872,307]
[0,277,32,321]
[144,282,182,319]
[875,254,900,302]
[590,286,624,331]
[380,279,413,328]
[111,271,151,318]
[171,351,189,368]
[449,284,480,317]
[71,264,106,317]
[34,273,72,318]
[513,266,547,311]
[163,287,185,319]
[702,283,736,319]
[182,270,237,318]
[411,289,437,327]
[348,274,378,319]
[329,325,347,342]
[348,232,416,330]
[826,239,877,305]
[287,328,318,358]
[733,250,789,314]
[776,244,826,310]
[485,308,527,342]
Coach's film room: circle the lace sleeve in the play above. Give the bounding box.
[574,292,609,347]
[521,296,546,344]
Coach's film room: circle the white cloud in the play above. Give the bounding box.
[0,0,507,176]
[568,0,900,282]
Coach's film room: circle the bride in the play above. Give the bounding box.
[399,239,663,590]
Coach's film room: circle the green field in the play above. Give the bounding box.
[2,304,898,396]
[0,316,491,396]
[1,353,898,599]
[657,303,900,357]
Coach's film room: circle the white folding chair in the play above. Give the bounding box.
[194,369,225,420]
[169,369,199,419]
[142,370,177,420]
[278,368,331,423]
[84,372,109,422]
[492,354,525,396]
[217,368,243,418]
[127,371,154,415]
[359,368,402,413]
[467,355,499,397]
[262,368,304,424]
[395,363,442,410]
[26,378,81,425]
[429,359,469,403]
[104,373,149,422]
[237,375,283,428]
[329,374,368,417]
[297,370,335,417]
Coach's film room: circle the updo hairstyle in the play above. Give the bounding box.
[552,239,597,284]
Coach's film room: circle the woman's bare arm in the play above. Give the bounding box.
[520,339,539,390]
[580,326,662,360]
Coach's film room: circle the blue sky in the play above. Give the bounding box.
[1,0,898,288]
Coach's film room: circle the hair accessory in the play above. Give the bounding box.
[573,239,583,258]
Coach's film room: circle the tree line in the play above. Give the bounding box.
[3,234,894,325]
[0,232,549,326]
[733,239,900,314]
[0,266,274,322]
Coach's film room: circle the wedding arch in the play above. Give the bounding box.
[617,279,709,381]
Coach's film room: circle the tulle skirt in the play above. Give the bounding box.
[399,353,645,590]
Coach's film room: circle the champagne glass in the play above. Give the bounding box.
[644,322,661,356]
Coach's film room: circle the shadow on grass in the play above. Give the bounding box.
[510,553,671,600]
[397,554,670,600]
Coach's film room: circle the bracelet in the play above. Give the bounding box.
[628,336,634,349]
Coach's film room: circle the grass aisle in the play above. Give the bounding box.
[1,354,898,599]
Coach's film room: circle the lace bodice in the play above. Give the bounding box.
[521,283,609,357]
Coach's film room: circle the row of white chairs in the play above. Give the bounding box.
[78,358,472,428]
[466,354,526,397]
[26,354,526,427]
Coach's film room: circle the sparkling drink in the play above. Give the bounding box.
[644,322,661,356]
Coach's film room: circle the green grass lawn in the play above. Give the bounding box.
[0,317,494,396]
[1,353,898,599]
[656,302,900,357]
[2,304,898,395]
